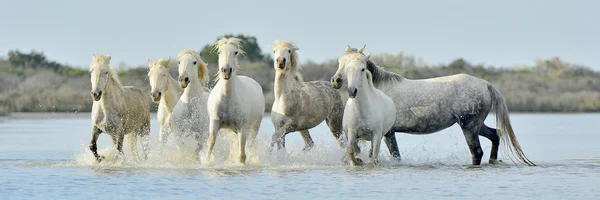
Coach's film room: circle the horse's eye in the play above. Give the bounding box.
[288,50,291,53]
[105,71,109,74]
[178,61,180,64]
[234,51,238,55]
[361,68,365,72]
[273,51,275,53]
[193,61,197,65]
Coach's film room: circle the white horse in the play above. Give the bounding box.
[170,50,211,157]
[89,54,150,162]
[147,57,182,144]
[269,40,345,151]
[206,38,265,164]
[332,45,535,166]
[341,53,396,166]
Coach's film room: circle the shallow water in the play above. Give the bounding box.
[0,113,599,199]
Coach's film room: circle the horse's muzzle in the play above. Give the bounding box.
[221,68,232,80]
[151,91,162,102]
[179,77,189,88]
[331,77,343,89]
[90,91,102,101]
[347,88,358,98]
[276,57,286,69]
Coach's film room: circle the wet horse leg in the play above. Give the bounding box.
[458,117,484,165]
[89,126,103,162]
[325,114,345,148]
[271,123,292,150]
[116,134,125,155]
[299,130,314,151]
[383,130,401,161]
[238,127,248,164]
[206,119,220,163]
[479,125,500,164]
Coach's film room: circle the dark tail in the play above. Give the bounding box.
[488,84,536,166]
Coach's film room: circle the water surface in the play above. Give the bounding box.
[0,113,599,199]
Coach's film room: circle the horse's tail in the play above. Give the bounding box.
[488,84,536,166]
[127,132,139,162]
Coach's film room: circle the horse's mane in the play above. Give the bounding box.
[365,57,404,87]
[177,50,209,87]
[108,68,123,88]
[156,57,170,68]
[213,37,245,55]
[343,47,404,87]
[269,40,304,83]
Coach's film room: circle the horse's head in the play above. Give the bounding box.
[89,54,112,101]
[269,40,299,73]
[177,50,208,88]
[147,57,171,101]
[331,44,366,89]
[340,52,371,99]
[214,38,243,81]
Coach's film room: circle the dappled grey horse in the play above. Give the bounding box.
[268,41,345,151]
[332,45,535,166]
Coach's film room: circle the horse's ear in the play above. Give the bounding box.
[106,55,112,63]
[345,45,351,52]
[167,56,171,62]
[294,46,299,51]
[92,54,96,60]
[357,44,366,53]
[147,59,152,68]
[365,53,371,61]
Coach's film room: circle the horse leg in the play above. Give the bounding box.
[479,125,500,164]
[247,119,261,148]
[205,119,220,163]
[383,130,401,161]
[458,119,484,165]
[346,129,362,166]
[325,113,345,148]
[299,130,315,151]
[371,131,384,165]
[89,126,104,162]
[270,123,291,150]
[116,134,125,153]
[140,124,150,161]
[238,128,248,164]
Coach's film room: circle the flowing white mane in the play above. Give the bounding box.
[213,37,245,55]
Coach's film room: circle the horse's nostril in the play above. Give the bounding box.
[184,77,189,82]
[229,68,232,73]
[282,58,286,63]
[158,92,161,96]
[98,91,102,96]
[336,78,342,83]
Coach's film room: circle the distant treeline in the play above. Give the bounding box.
[1,35,599,116]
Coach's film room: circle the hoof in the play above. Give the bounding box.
[392,156,402,162]
[489,159,503,165]
[96,155,105,163]
[351,158,364,166]
[301,145,314,152]
[239,155,247,164]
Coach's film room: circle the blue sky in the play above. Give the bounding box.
[1,0,598,69]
